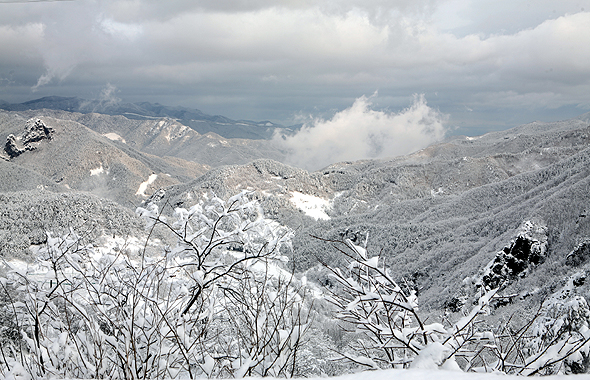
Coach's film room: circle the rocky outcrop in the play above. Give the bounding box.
[4,134,25,158]
[479,220,548,290]
[3,119,54,159]
[22,118,54,144]
[566,239,590,266]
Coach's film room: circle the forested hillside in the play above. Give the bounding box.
[1,105,590,377]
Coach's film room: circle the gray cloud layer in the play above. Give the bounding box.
[0,0,589,138]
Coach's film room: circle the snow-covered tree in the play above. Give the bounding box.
[520,274,590,375]
[0,191,311,379]
[317,237,466,369]
[317,235,590,375]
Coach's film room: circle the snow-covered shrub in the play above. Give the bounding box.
[214,266,311,377]
[0,191,310,379]
[0,229,196,379]
[522,274,590,375]
[136,191,293,316]
[318,235,590,375]
[451,273,590,375]
[318,237,496,370]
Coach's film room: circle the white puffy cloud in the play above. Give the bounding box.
[274,94,447,170]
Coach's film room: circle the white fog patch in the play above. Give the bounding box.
[136,173,158,196]
[90,165,104,176]
[274,94,447,171]
[289,191,331,220]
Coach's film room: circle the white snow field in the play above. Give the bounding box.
[310,369,580,380]
[136,173,158,196]
[289,191,331,220]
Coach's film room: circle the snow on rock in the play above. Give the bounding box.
[102,132,126,143]
[4,134,24,158]
[4,118,54,159]
[23,118,54,144]
[90,165,104,176]
[136,173,158,196]
[478,220,548,290]
[289,191,331,220]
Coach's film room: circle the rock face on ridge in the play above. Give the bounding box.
[0,112,208,207]
[22,118,54,144]
[4,134,23,158]
[566,239,590,267]
[478,220,548,290]
[2,119,54,159]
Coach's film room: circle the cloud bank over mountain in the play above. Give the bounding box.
[0,0,589,133]
[275,94,447,170]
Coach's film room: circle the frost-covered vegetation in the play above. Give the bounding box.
[316,237,590,375]
[0,193,310,379]
[1,192,590,379]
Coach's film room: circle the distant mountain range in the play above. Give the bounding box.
[0,96,295,140]
[1,97,590,321]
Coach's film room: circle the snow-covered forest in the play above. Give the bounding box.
[1,192,589,379]
[2,0,590,375]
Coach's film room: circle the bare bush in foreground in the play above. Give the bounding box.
[318,236,590,375]
[0,192,311,379]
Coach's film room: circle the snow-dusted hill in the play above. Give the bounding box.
[1,103,590,376]
[0,112,208,206]
[2,107,590,313]
[139,115,590,318]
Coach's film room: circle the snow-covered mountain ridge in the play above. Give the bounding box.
[1,104,590,374]
[0,96,290,139]
[2,103,590,376]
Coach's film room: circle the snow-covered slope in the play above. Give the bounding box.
[305,368,575,380]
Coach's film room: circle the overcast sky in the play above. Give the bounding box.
[1,0,589,139]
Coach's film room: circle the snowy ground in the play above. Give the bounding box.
[136,173,158,196]
[313,368,581,380]
[289,191,331,220]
